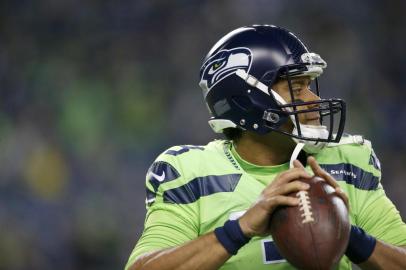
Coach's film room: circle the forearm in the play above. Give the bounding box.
[129,232,231,270]
[358,242,406,270]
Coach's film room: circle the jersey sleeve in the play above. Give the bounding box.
[125,149,200,270]
[357,188,406,246]
[353,146,406,246]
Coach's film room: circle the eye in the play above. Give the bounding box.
[292,86,303,95]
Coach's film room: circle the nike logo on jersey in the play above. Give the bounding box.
[148,171,166,182]
[147,161,181,192]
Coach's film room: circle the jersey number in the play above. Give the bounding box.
[165,145,204,156]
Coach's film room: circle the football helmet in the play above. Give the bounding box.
[199,25,346,150]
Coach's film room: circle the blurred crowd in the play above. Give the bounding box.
[0,0,405,269]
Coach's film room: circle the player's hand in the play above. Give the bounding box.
[306,156,349,209]
[238,160,311,237]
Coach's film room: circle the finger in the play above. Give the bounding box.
[307,157,350,209]
[273,168,312,186]
[308,156,325,176]
[307,156,339,188]
[263,180,310,197]
[335,187,350,209]
[292,159,305,169]
[264,195,300,212]
[320,171,339,189]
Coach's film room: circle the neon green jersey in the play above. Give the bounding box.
[125,137,406,270]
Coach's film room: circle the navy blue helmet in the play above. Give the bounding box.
[199,25,346,145]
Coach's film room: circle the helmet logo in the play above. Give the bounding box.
[199,47,252,97]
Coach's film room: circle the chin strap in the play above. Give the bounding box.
[289,142,305,169]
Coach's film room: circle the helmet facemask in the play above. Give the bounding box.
[235,52,346,151]
[264,56,346,151]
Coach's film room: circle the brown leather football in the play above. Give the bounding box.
[269,176,350,270]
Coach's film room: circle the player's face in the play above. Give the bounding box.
[272,76,321,126]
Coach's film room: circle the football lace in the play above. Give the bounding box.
[297,191,315,224]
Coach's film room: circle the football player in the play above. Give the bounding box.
[125,25,406,269]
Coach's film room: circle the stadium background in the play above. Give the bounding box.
[1,1,405,269]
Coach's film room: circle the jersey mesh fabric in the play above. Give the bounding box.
[125,139,406,270]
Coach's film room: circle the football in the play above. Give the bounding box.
[269,176,350,270]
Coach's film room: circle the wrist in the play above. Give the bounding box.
[237,218,256,238]
[345,225,377,264]
[214,219,251,255]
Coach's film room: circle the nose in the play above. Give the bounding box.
[295,88,320,109]
[304,88,321,103]
[299,88,321,123]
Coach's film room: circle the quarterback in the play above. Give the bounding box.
[125,25,406,269]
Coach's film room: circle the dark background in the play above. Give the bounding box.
[0,1,405,269]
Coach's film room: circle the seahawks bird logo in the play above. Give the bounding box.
[199,47,252,97]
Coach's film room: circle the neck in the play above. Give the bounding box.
[233,131,296,166]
